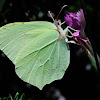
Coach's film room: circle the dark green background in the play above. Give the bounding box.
[0,0,100,100]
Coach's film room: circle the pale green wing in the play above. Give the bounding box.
[0,21,70,89]
[0,21,58,64]
[16,39,70,89]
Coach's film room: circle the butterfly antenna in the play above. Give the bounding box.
[56,5,68,20]
[48,11,55,22]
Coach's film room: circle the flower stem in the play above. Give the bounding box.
[80,0,99,72]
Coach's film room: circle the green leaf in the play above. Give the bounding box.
[14,92,19,100]
[9,94,13,100]
[0,0,6,13]
[19,93,25,100]
[0,21,70,89]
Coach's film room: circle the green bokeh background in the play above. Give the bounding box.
[0,0,100,100]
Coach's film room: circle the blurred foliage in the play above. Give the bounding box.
[0,93,25,100]
[0,0,100,30]
[0,0,100,100]
[0,0,6,13]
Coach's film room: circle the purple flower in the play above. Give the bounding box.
[65,9,87,42]
[64,9,86,31]
[64,9,97,70]
[73,31,88,43]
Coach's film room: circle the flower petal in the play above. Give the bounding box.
[73,30,80,36]
[64,14,72,27]
[76,9,86,30]
[64,12,81,30]
[73,31,88,43]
